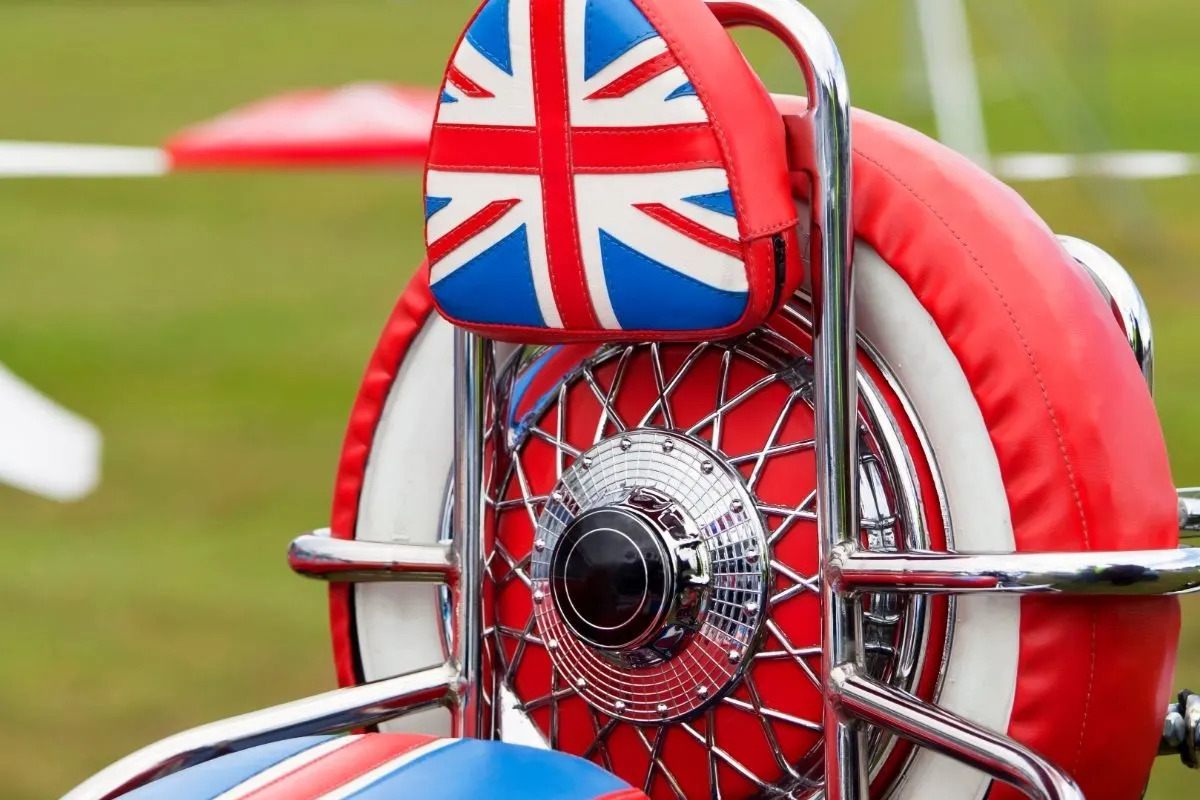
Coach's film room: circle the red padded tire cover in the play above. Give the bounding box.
[331,108,1181,799]
[783,105,1178,800]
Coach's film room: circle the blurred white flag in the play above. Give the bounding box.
[0,364,102,502]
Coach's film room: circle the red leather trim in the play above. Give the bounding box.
[633,0,798,243]
[780,103,1178,799]
[634,202,741,256]
[530,0,596,330]
[427,198,521,265]
[635,0,803,327]
[243,734,437,800]
[569,125,722,173]
[586,50,678,100]
[329,273,438,688]
[426,124,723,174]
[445,64,494,99]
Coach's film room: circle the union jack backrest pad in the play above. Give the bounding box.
[423,0,804,343]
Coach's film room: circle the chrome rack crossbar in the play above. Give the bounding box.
[288,529,456,583]
[833,545,1200,595]
[60,665,460,800]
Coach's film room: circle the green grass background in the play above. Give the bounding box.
[0,1,1198,797]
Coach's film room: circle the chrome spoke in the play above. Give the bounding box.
[586,347,632,441]
[502,615,539,685]
[636,342,710,428]
[637,725,686,799]
[706,709,723,800]
[747,392,800,492]
[549,668,561,749]
[722,695,823,735]
[727,438,815,466]
[710,348,733,452]
[765,618,823,691]
[583,714,618,765]
[520,684,577,713]
[529,425,580,460]
[743,674,807,779]
[770,559,821,606]
[686,373,778,437]
[555,385,569,480]
[681,721,774,792]
[650,343,676,430]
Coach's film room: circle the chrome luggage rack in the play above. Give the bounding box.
[62,1,1200,799]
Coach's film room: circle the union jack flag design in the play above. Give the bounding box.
[424,0,749,334]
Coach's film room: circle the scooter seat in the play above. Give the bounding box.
[117,733,646,799]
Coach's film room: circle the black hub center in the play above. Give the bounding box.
[549,506,670,650]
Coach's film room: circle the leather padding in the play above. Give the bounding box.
[781,104,1178,800]
[422,0,802,342]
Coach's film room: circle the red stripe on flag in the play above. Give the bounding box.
[530,0,598,328]
[446,64,495,99]
[238,735,436,800]
[427,125,721,174]
[634,203,742,257]
[571,124,722,173]
[427,198,521,265]
[585,51,677,100]
[426,125,541,173]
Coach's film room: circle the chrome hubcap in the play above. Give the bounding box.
[532,430,769,722]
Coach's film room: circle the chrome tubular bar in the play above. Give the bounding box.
[833,666,1085,800]
[1180,489,1200,536]
[450,328,490,739]
[60,665,459,800]
[833,545,1200,596]
[1058,235,1155,392]
[288,528,456,583]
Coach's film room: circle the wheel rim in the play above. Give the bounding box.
[476,298,948,798]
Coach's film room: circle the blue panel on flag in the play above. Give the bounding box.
[467,0,513,76]
[584,0,660,80]
[431,224,545,328]
[425,196,452,221]
[439,90,458,105]
[347,739,634,800]
[599,230,746,330]
[666,81,697,101]
[682,189,736,218]
[117,737,338,800]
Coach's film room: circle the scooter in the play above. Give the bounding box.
[62,0,1200,797]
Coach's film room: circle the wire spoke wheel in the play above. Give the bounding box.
[482,298,950,798]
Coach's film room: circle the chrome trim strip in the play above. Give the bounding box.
[60,665,459,800]
[834,546,1200,596]
[288,529,456,583]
